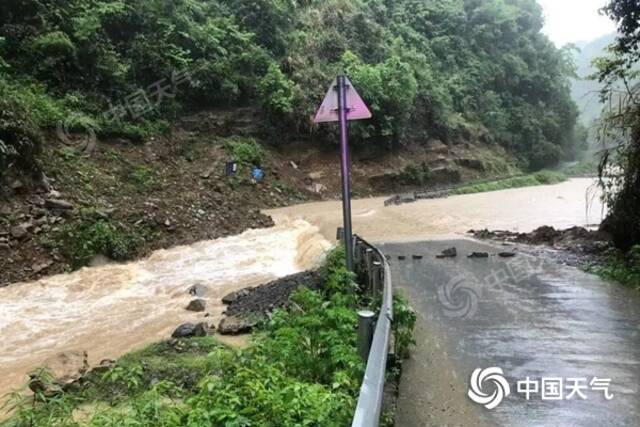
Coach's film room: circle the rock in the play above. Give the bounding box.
[222,288,250,305]
[45,199,74,211]
[31,207,48,218]
[290,161,299,170]
[28,351,89,397]
[91,359,116,374]
[188,284,208,297]
[10,224,30,240]
[218,316,255,335]
[10,179,24,193]
[0,243,10,250]
[171,322,208,338]
[186,299,206,312]
[0,206,11,217]
[200,167,216,179]
[27,196,45,207]
[437,247,457,259]
[399,193,417,204]
[499,252,517,258]
[48,190,62,199]
[32,261,53,274]
[468,252,489,259]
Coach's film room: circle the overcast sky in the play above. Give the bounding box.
[537,0,617,46]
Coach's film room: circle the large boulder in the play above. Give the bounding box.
[28,351,89,397]
[217,316,255,335]
[171,322,208,338]
[221,288,250,305]
[186,299,206,312]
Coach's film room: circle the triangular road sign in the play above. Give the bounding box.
[314,77,372,123]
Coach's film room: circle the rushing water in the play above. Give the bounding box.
[267,178,604,242]
[0,178,603,398]
[0,219,330,399]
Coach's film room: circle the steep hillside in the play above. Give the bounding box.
[571,33,616,127]
[0,106,519,286]
[0,0,582,284]
[1,0,584,181]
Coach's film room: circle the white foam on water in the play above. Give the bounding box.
[0,219,331,396]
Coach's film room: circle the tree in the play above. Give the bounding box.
[595,1,640,250]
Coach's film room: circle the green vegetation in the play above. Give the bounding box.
[1,247,416,426]
[49,216,147,268]
[563,158,598,177]
[453,170,567,195]
[594,1,640,252]
[222,136,264,166]
[591,246,640,289]
[0,0,587,181]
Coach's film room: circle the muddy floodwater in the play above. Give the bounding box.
[0,220,330,399]
[0,178,603,399]
[267,178,604,242]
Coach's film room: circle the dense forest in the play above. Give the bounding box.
[0,0,585,182]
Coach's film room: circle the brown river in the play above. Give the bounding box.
[0,178,603,399]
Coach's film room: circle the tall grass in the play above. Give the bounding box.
[453,170,568,195]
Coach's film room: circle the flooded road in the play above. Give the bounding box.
[267,178,604,242]
[384,240,640,426]
[0,219,330,399]
[0,178,608,404]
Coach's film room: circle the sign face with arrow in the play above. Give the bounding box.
[314,77,372,124]
[314,76,371,271]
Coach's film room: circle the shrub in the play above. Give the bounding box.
[533,170,567,185]
[55,218,143,268]
[591,246,640,289]
[0,83,43,177]
[223,136,264,166]
[258,63,296,117]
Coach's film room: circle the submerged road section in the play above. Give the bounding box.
[383,240,640,427]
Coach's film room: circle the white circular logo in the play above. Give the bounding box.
[56,112,97,148]
[468,367,511,409]
[437,276,479,319]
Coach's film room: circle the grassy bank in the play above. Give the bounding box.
[590,246,640,290]
[1,248,416,427]
[452,170,568,195]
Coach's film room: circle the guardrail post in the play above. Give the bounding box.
[357,310,376,361]
[365,248,374,292]
[372,260,382,299]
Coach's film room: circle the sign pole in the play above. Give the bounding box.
[314,75,370,272]
[337,75,354,271]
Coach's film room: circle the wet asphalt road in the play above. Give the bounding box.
[381,240,640,427]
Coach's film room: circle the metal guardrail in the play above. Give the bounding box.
[351,236,393,427]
